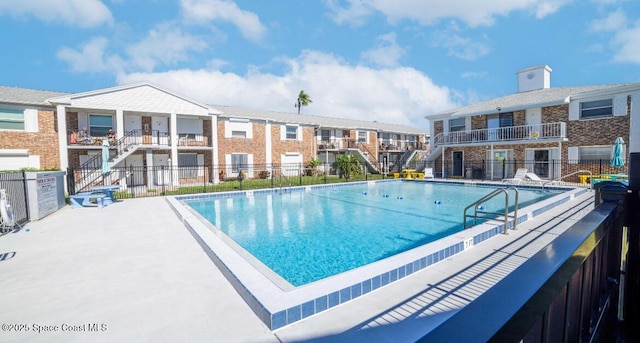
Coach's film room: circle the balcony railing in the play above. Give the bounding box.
[432,122,566,148]
[317,139,426,151]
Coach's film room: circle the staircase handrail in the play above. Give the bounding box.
[75,129,142,192]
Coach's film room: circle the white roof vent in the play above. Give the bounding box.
[517,65,552,92]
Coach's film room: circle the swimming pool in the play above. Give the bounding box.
[167,180,587,330]
[184,182,560,286]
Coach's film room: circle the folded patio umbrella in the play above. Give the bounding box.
[610,137,625,168]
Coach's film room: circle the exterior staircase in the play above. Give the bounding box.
[73,130,143,192]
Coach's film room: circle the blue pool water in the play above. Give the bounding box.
[185,182,561,286]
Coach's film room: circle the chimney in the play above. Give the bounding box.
[516,65,552,92]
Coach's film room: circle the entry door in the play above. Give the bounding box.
[125,115,142,143]
[525,148,559,179]
[152,117,169,145]
[125,155,144,186]
[486,150,513,180]
[452,151,463,177]
[153,154,171,185]
[487,115,500,141]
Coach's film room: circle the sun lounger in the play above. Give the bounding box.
[525,172,545,185]
[502,168,527,184]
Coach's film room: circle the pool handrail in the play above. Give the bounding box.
[542,170,593,189]
[463,186,519,234]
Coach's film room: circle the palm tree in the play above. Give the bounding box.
[295,90,312,114]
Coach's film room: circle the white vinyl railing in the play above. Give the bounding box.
[432,122,566,150]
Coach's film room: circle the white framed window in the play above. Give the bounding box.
[321,129,331,142]
[579,146,612,162]
[286,125,298,140]
[580,99,613,119]
[231,153,248,173]
[449,118,465,132]
[225,119,252,139]
[0,108,25,130]
[89,114,113,136]
[231,130,247,138]
[357,131,367,143]
[178,153,198,178]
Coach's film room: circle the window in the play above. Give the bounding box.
[0,109,24,130]
[231,130,246,138]
[178,153,198,178]
[286,125,298,140]
[408,135,416,148]
[231,153,248,173]
[357,131,367,143]
[580,99,612,119]
[89,114,113,136]
[449,118,465,132]
[321,129,331,142]
[579,146,611,162]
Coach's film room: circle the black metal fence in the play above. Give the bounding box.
[406,159,629,183]
[0,171,29,226]
[68,162,391,199]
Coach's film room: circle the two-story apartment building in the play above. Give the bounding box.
[0,83,427,192]
[424,65,639,180]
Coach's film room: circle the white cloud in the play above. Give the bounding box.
[326,0,570,28]
[181,0,266,41]
[57,37,125,74]
[431,26,491,61]
[588,9,640,64]
[361,32,405,67]
[57,23,207,74]
[126,23,208,72]
[611,20,640,63]
[590,9,627,32]
[0,0,113,28]
[117,50,457,129]
[461,71,488,79]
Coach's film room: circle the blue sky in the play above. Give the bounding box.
[1,0,639,130]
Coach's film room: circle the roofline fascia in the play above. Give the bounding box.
[568,84,640,101]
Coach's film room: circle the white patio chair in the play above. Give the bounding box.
[502,168,528,184]
[424,168,435,179]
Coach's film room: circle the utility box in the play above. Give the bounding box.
[24,171,66,220]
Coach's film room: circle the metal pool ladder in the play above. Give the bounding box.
[463,186,519,234]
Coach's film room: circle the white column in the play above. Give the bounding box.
[56,105,69,172]
[170,113,178,185]
[146,148,154,189]
[265,120,272,165]
[210,114,219,184]
[116,109,124,138]
[630,93,640,154]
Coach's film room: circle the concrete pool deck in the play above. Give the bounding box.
[0,190,595,342]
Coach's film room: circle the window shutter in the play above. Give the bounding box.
[24,109,38,132]
[568,147,578,164]
[568,101,579,121]
[613,95,627,116]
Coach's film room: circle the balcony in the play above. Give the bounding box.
[433,122,567,147]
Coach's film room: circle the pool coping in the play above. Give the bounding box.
[166,180,588,330]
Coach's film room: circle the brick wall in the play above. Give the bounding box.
[271,125,315,164]
[216,120,266,165]
[0,109,60,169]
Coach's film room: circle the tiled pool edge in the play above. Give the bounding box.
[167,181,588,330]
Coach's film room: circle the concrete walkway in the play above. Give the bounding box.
[0,191,594,342]
[0,197,277,343]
